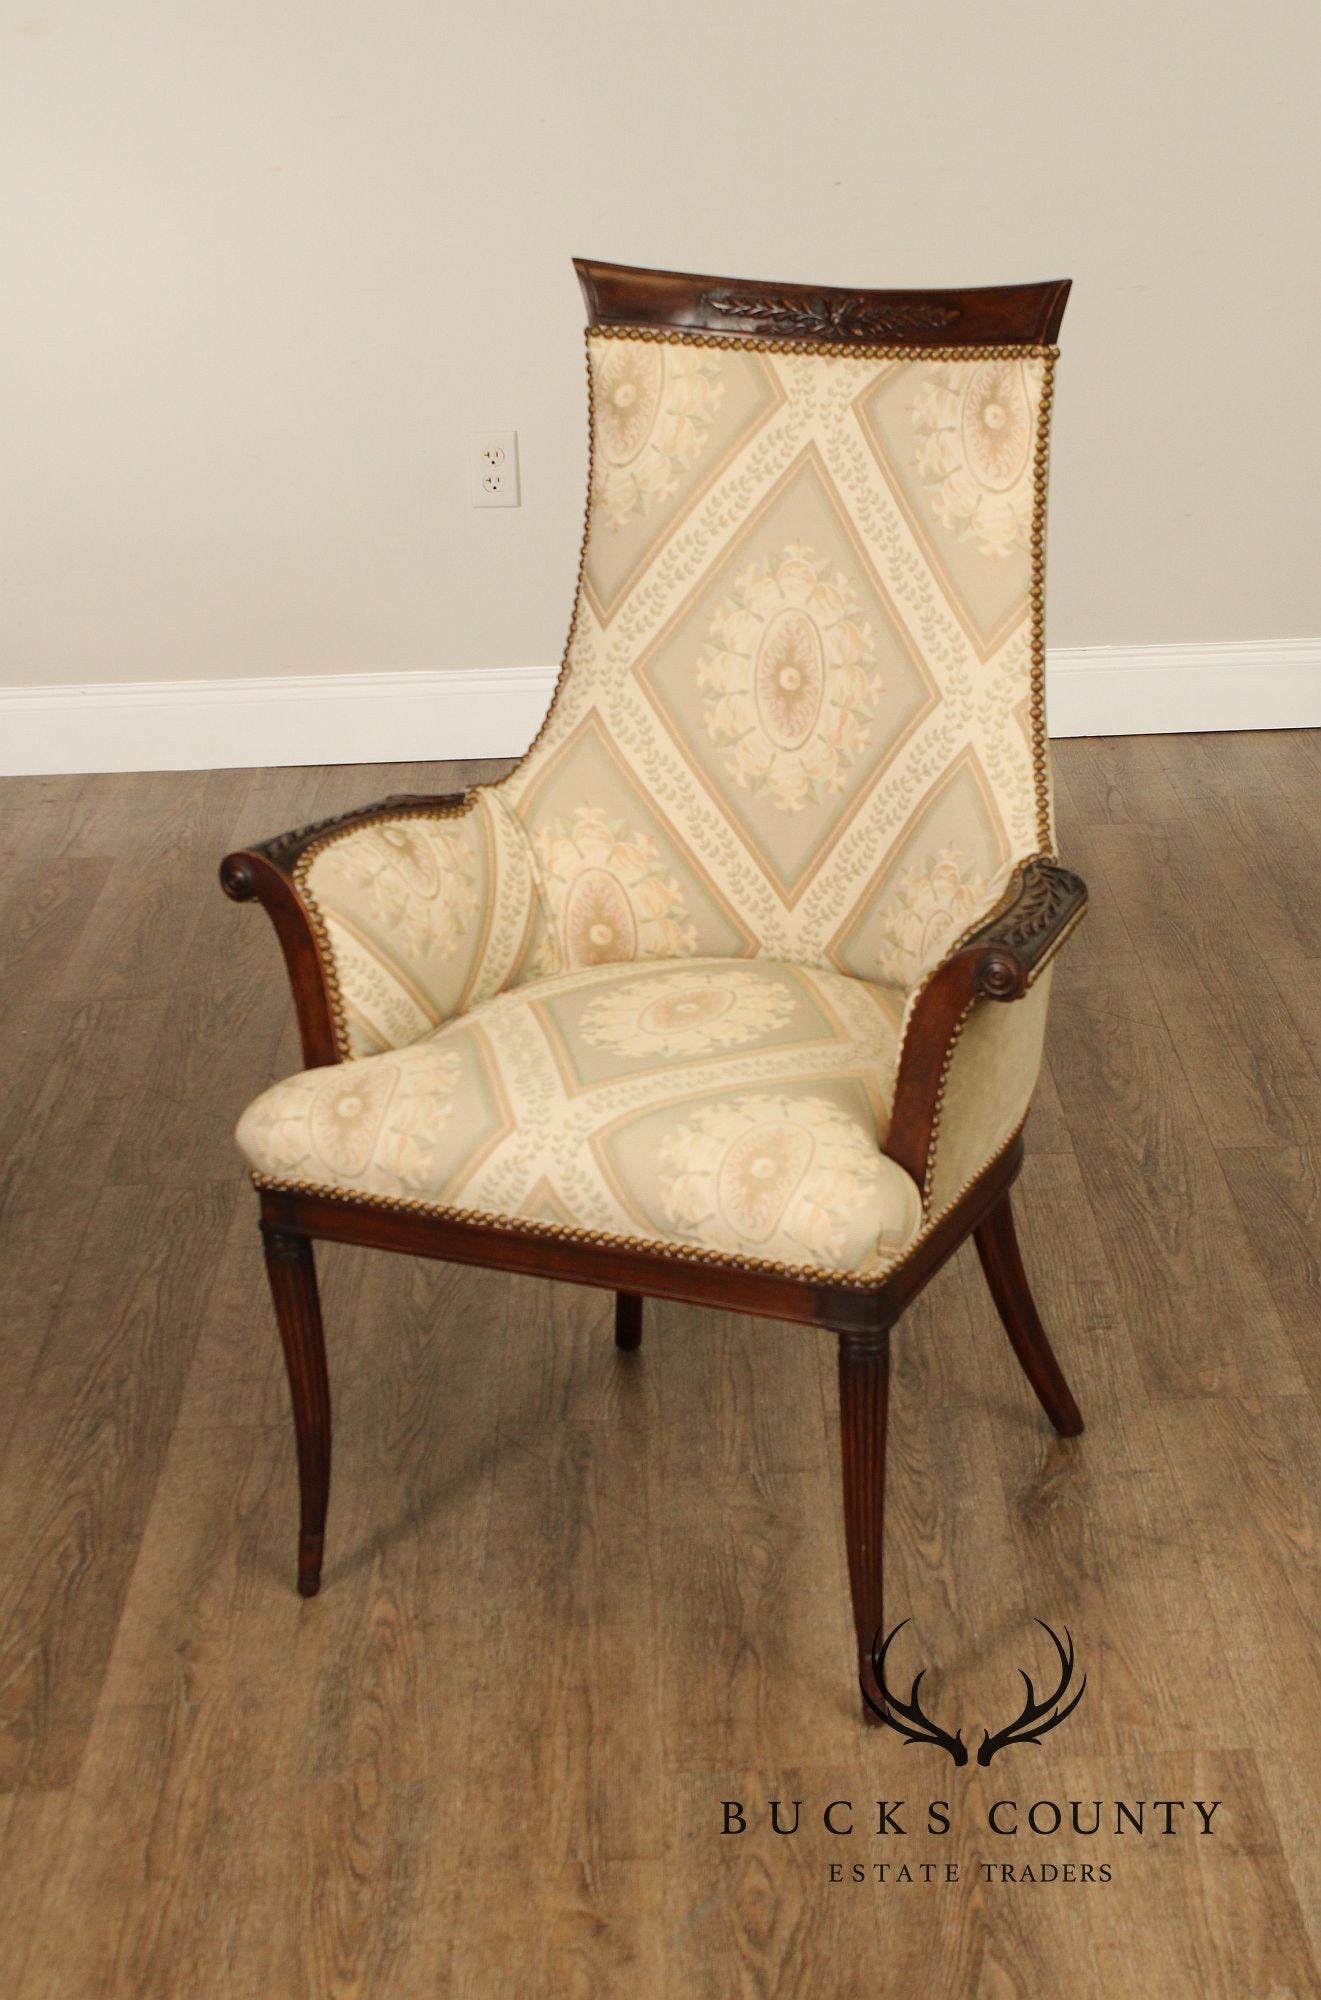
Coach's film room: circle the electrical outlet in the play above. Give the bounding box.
[472,430,520,507]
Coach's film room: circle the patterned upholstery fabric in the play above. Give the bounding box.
[240,324,1062,1275]
[498,333,1053,989]
[301,789,536,1058]
[238,959,923,1277]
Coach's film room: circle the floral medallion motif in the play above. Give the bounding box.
[658,1092,890,1265]
[877,845,990,987]
[695,542,883,813]
[241,1046,462,1192]
[308,1063,406,1178]
[592,344,726,530]
[323,821,479,961]
[579,967,796,1059]
[910,361,1036,557]
[532,804,697,974]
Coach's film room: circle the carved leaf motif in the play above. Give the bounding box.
[258,796,464,866]
[988,864,1086,955]
[698,290,961,342]
[970,860,1087,994]
[264,806,379,860]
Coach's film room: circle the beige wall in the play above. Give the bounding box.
[3,0,1318,690]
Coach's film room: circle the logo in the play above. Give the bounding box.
[863,1619,1087,1766]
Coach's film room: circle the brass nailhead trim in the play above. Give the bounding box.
[589,323,1059,364]
[249,1119,1025,1295]
[920,996,976,1211]
[1029,352,1058,855]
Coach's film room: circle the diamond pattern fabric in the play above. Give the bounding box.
[243,326,1062,1273]
[497,330,1053,991]
[238,958,923,1277]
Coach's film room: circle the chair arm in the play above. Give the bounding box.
[883,857,1088,1190]
[220,793,465,1068]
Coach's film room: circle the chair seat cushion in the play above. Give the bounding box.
[236,958,924,1278]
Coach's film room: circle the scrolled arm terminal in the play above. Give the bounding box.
[964,858,1088,1001]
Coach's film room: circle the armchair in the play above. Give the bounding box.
[222,259,1087,1720]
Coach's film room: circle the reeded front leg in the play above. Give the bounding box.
[261,1223,331,1596]
[974,1191,1084,1437]
[615,1292,643,1351]
[837,1327,891,1724]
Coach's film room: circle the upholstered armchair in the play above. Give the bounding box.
[222,260,1087,1720]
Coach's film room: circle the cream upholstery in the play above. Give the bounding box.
[238,958,923,1276]
[302,790,537,1056]
[501,336,1051,988]
[920,968,1053,1214]
[240,327,1061,1275]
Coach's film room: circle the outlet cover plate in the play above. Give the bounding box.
[472,429,520,507]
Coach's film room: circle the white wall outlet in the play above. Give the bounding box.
[472,429,520,507]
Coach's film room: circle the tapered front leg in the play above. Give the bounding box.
[261,1223,331,1596]
[974,1191,1084,1437]
[615,1291,643,1351]
[837,1327,891,1724]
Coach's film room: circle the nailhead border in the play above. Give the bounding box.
[251,1119,1026,1294]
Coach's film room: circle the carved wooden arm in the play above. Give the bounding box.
[220,793,465,1068]
[883,857,1088,1188]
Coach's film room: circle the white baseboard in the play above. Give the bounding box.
[0,665,560,778]
[2,641,1317,777]
[1044,637,1321,738]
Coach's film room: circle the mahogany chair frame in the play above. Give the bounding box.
[221,260,1087,1722]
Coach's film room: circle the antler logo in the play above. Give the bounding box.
[863,1621,969,1764]
[976,1621,1087,1765]
[863,1619,1087,1766]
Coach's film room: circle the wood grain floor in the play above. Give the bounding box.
[0,733,1318,1997]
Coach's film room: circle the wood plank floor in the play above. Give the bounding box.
[0,734,1317,1997]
